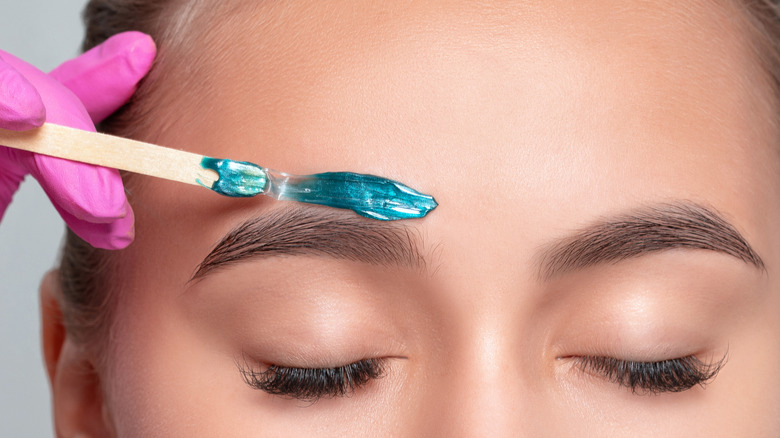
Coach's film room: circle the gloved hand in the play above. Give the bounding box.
[0,31,155,249]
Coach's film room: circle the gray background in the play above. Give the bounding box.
[0,0,90,436]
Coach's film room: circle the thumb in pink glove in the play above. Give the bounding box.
[0,32,155,249]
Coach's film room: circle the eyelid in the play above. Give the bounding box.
[566,353,727,394]
[237,356,388,402]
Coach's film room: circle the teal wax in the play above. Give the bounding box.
[275,172,437,221]
[200,157,437,221]
[200,157,268,197]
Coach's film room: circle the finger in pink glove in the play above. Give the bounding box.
[0,57,45,131]
[0,32,156,249]
[51,31,155,124]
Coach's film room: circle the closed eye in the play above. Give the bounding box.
[238,357,387,402]
[569,354,727,394]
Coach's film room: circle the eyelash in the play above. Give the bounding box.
[574,354,726,394]
[239,353,723,400]
[239,358,387,402]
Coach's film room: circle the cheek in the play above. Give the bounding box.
[104,308,283,437]
[104,305,234,437]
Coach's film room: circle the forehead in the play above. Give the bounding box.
[126,0,780,284]
[170,0,774,165]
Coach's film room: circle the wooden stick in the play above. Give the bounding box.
[0,123,218,187]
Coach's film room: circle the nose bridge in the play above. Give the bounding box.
[416,323,533,437]
[408,222,544,436]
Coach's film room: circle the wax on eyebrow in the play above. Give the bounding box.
[199,157,438,221]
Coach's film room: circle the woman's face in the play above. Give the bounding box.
[60,0,780,435]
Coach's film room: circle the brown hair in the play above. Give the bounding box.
[60,0,780,354]
[60,0,197,352]
[61,0,246,354]
[743,1,780,93]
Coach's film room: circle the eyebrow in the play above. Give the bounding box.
[190,206,425,281]
[536,202,765,280]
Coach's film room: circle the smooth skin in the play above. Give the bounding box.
[43,1,780,436]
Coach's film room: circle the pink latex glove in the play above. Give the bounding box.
[0,31,155,249]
